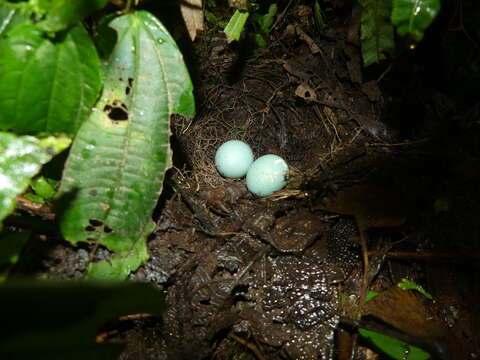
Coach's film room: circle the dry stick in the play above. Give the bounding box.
[235,247,271,285]
[358,229,369,316]
[366,139,428,147]
[271,0,294,31]
[230,333,268,360]
[449,0,479,48]
[16,196,56,221]
[96,313,154,343]
[313,98,351,114]
[271,106,288,150]
[323,107,341,142]
[369,250,480,263]
[108,0,125,7]
[313,104,332,135]
[349,333,359,360]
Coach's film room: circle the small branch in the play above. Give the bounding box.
[16,196,56,221]
[369,250,480,264]
[109,0,125,7]
[358,230,369,316]
[366,139,428,147]
[230,333,268,360]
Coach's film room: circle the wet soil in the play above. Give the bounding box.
[11,2,480,359]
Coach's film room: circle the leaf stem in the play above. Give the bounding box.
[125,0,134,13]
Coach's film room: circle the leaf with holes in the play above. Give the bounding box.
[57,11,195,280]
[391,0,441,42]
[0,22,101,135]
[359,0,395,66]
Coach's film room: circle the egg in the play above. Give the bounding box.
[215,140,254,178]
[246,154,288,197]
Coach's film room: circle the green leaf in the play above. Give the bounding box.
[0,279,165,359]
[0,4,30,36]
[391,0,441,42]
[58,11,195,280]
[314,0,327,33]
[0,133,71,228]
[0,231,30,265]
[31,176,56,200]
[398,278,433,299]
[94,13,119,60]
[360,287,432,359]
[252,3,277,47]
[0,230,30,282]
[204,10,227,28]
[366,290,379,302]
[224,10,249,43]
[254,3,277,32]
[39,136,72,152]
[23,193,45,203]
[85,221,154,281]
[0,22,102,135]
[359,0,395,66]
[36,0,108,32]
[255,33,267,47]
[0,132,68,225]
[359,328,431,360]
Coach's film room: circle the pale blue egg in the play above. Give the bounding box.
[215,140,254,178]
[246,154,288,197]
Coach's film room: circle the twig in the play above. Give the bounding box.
[314,104,331,136]
[230,333,268,360]
[358,230,369,316]
[366,139,428,147]
[271,0,294,30]
[96,313,154,343]
[16,196,56,221]
[369,250,480,264]
[108,0,125,7]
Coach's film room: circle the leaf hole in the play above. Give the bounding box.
[125,77,134,95]
[89,219,103,227]
[89,189,98,196]
[85,225,96,232]
[103,225,113,233]
[103,100,129,122]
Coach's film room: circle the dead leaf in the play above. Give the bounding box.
[295,26,321,54]
[365,286,446,340]
[228,0,248,10]
[361,286,453,360]
[315,182,407,232]
[180,0,204,41]
[267,209,326,253]
[295,82,317,101]
[282,59,313,82]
